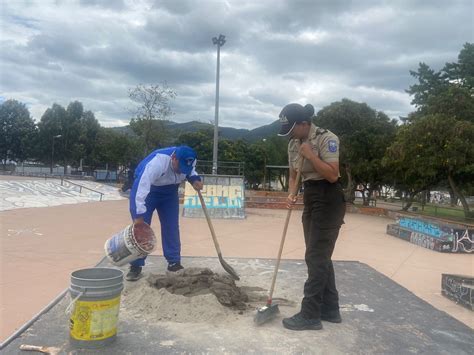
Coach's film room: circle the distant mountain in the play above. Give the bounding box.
[110,119,280,142]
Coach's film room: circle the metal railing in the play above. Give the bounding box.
[60,178,104,201]
[196,160,245,176]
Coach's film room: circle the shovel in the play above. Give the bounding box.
[197,190,240,280]
[254,158,304,325]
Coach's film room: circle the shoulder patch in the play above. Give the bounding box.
[328,140,338,153]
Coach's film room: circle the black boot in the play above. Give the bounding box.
[321,309,342,323]
[126,265,143,281]
[167,262,184,272]
[282,312,322,331]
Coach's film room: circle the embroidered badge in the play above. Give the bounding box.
[279,115,289,124]
[328,140,337,153]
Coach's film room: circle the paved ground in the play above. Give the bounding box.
[3,258,473,354]
[0,179,473,342]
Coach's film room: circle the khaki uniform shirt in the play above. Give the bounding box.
[288,124,340,181]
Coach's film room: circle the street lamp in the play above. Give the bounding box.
[212,34,226,175]
[51,134,62,174]
[262,139,267,190]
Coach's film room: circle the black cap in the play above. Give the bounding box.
[278,103,315,136]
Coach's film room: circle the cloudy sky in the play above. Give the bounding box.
[1,0,472,129]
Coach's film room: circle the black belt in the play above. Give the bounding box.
[303,179,341,187]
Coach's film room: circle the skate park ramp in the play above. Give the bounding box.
[0,178,124,211]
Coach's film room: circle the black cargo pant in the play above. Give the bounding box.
[300,179,346,319]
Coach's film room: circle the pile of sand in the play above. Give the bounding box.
[121,268,249,323]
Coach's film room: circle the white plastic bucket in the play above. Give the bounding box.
[104,223,156,266]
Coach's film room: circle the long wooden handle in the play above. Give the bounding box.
[197,190,223,255]
[267,159,304,303]
[19,345,49,353]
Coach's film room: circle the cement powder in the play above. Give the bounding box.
[121,268,249,323]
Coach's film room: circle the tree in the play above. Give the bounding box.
[400,43,474,217]
[36,103,67,171]
[129,83,177,154]
[91,128,142,170]
[176,128,289,189]
[443,42,474,92]
[74,110,101,170]
[407,42,474,123]
[176,128,214,161]
[384,114,474,217]
[0,99,37,168]
[36,101,102,173]
[315,99,398,204]
[254,136,289,190]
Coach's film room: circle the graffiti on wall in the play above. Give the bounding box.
[183,184,244,209]
[399,218,441,238]
[452,229,474,253]
[441,274,473,311]
[386,216,473,253]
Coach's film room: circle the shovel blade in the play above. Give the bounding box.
[218,255,240,280]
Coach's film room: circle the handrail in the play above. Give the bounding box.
[60,178,104,201]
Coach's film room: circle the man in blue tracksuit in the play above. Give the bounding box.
[126,145,203,281]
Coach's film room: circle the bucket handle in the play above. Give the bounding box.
[65,288,85,315]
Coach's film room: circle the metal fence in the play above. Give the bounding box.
[196,160,244,176]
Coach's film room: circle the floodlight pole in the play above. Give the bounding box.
[212,34,226,175]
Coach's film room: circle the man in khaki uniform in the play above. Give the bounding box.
[278,103,345,331]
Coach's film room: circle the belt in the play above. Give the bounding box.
[303,179,341,187]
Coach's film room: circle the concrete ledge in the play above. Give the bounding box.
[442,274,474,311]
[386,222,473,253]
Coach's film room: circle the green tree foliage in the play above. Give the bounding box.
[36,103,68,171]
[129,83,177,154]
[315,99,397,204]
[73,110,101,169]
[399,43,474,217]
[384,114,474,217]
[407,42,474,122]
[177,129,289,189]
[38,101,89,174]
[0,99,37,167]
[91,128,142,170]
[443,42,474,91]
[176,128,214,161]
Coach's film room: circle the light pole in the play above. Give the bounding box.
[212,34,226,175]
[262,139,267,190]
[51,134,62,174]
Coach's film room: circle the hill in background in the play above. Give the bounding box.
[111,120,281,142]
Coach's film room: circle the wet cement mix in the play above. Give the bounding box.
[121,267,260,323]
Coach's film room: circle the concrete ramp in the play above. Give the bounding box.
[183,175,245,219]
[0,179,124,211]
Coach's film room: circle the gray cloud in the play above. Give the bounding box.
[0,0,472,129]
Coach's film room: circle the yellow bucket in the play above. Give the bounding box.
[68,268,124,348]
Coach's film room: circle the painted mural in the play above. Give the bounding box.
[387,216,473,253]
[182,175,245,219]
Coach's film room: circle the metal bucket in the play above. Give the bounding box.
[68,268,124,348]
[104,223,156,266]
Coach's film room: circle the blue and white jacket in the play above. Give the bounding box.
[131,147,201,217]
